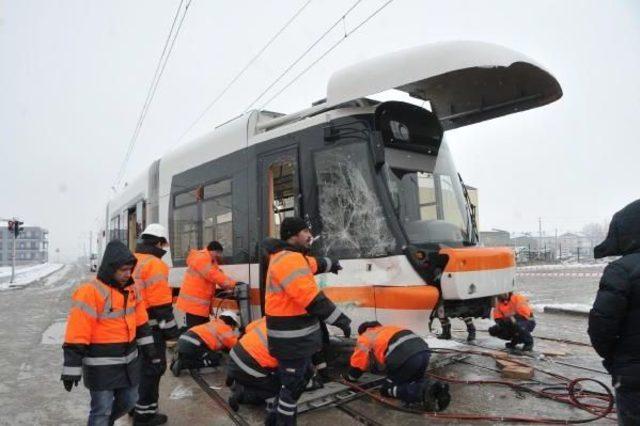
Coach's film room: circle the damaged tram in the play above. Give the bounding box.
[103,41,562,334]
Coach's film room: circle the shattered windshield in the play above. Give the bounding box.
[314,142,396,258]
[383,140,472,245]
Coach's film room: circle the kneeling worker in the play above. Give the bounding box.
[226,317,281,411]
[489,292,536,351]
[345,321,451,412]
[170,311,240,375]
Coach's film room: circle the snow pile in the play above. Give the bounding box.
[517,263,606,271]
[533,303,592,314]
[0,263,64,290]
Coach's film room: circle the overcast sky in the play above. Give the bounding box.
[1,0,639,261]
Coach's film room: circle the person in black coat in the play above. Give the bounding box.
[588,199,640,426]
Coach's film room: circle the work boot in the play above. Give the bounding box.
[133,413,168,426]
[522,342,534,352]
[305,374,324,391]
[433,382,451,412]
[421,382,439,411]
[228,384,244,412]
[437,324,451,340]
[466,324,476,342]
[170,358,182,377]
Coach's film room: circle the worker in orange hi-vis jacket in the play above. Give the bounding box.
[170,311,240,376]
[61,240,160,426]
[132,224,179,426]
[263,216,351,426]
[176,241,247,328]
[489,292,536,351]
[344,321,451,412]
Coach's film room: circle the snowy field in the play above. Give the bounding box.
[0,263,65,290]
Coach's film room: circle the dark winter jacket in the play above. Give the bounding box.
[588,200,640,390]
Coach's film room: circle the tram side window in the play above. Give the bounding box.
[173,193,199,264]
[109,216,119,241]
[202,179,233,254]
[267,162,297,239]
[313,143,396,258]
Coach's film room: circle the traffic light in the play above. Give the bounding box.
[7,220,14,233]
[14,221,23,237]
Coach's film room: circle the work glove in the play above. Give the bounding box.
[61,375,80,392]
[329,259,342,275]
[333,313,352,338]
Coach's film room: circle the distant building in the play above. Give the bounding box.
[480,229,510,246]
[0,226,49,267]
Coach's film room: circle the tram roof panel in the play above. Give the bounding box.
[326,41,563,130]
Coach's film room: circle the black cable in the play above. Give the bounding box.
[177,0,314,143]
[243,0,364,112]
[114,0,193,187]
[259,0,395,110]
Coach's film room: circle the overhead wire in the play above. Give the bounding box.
[177,0,314,143]
[259,0,395,110]
[242,0,365,112]
[114,0,193,187]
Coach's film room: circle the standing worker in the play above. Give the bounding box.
[176,241,243,328]
[170,310,240,375]
[132,224,179,426]
[588,199,640,426]
[61,241,160,426]
[488,292,535,351]
[264,216,351,425]
[344,321,451,411]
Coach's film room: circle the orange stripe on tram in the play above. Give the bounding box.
[213,286,440,312]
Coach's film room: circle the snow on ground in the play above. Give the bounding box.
[41,320,67,345]
[0,263,65,290]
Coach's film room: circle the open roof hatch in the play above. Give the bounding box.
[326,41,562,130]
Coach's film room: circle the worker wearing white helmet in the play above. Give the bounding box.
[132,223,177,425]
[170,310,240,376]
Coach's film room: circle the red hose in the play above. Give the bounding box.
[337,348,616,424]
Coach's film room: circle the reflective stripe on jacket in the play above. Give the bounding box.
[493,293,533,320]
[62,279,153,390]
[176,249,236,317]
[133,252,177,336]
[350,326,429,373]
[265,248,343,359]
[188,318,238,351]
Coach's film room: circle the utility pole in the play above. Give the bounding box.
[89,230,93,257]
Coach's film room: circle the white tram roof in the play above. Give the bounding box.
[116,41,563,204]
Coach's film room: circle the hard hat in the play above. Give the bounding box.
[219,310,240,327]
[141,223,168,242]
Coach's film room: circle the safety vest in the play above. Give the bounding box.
[228,318,278,380]
[493,293,533,320]
[350,326,428,372]
[176,249,236,317]
[265,249,327,359]
[62,279,153,390]
[187,318,238,351]
[133,252,177,334]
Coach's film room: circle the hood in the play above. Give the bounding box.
[261,238,306,256]
[186,248,209,267]
[98,240,138,288]
[135,241,167,259]
[594,199,640,258]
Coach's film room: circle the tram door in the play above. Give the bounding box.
[257,147,301,312]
